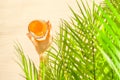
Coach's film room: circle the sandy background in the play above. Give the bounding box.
[0,0,102,80]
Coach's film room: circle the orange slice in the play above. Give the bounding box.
[28,20,47,37]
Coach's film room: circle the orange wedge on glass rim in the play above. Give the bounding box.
[27,20,52,54]
[28,20,50,40]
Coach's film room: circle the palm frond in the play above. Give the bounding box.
[45,0,110,79]
[45,0,120,80]
[14,43,38,80]
[96,0,120,79]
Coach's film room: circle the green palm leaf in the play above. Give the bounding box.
[45,0,111,79]
[96,0,120,79]
[14,43,38,80]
